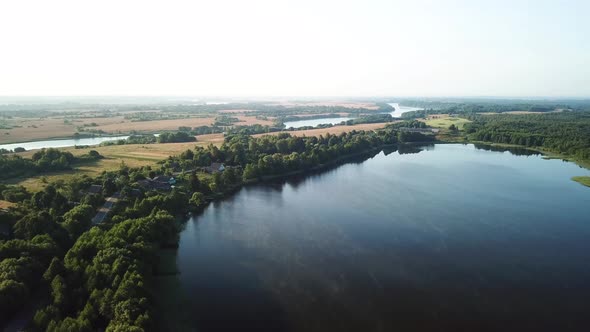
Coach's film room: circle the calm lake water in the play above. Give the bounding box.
[0,136,129,151]
[283,116,355,129]
[175,144,590,332]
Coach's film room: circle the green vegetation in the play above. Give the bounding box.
[345,114,394,125]
[463,112,590,161]
[423,115,471,130]
[180,125,224,135]
[398,98,589,118]
[572,176,590,187]
[213,115,240,126]
[0,148,103,181]
[156,132,196,144]
[226,124,283,135]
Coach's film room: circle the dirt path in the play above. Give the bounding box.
[92,193,120,224]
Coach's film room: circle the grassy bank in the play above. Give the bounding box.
[421,114,471,130]
[572,176,590,188]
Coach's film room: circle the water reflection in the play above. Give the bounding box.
[176,144,590,332]
[473,143,541,156]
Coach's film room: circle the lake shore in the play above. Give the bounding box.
[572,176,590,187]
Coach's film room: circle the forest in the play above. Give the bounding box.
[462,112,590,161]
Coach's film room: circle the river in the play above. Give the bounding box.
[283,117,355,129]
[172,144,590,331]
[283,103,422,129]
[388,102,422,118]
[0,136,130,151]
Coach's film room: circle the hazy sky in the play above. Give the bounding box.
[0,0,588,97]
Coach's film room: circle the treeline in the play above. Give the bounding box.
[345,114,393,125]
[463,112,590,160]
[100,131,200,147]
[156,132,196,144]
[225,124,283,135]
[176,128,434,180]
[213,115,240,126]
[400,101,575,119]
[100,135,157,146]
[179,125,224,135]
[0,149,102,181]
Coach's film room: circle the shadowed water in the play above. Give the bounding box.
[175,144,590,332]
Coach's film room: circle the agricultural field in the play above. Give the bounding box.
[11,134,224,191]
[254,122,392,138]
[8,121,393,191]
[421,114,471,130]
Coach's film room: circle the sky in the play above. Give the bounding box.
[0,0,588,97]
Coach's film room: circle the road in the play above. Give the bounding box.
[91,192,120,225]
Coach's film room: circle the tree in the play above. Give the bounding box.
[242,164,258,180]
[180,149,194,160]
[88,150,102,159]
[43,258,65,283]
[62,204,94,239]
[0,279,28,317]
[189,192,206,210]
[188,171,201,192]
[102,178,117,196]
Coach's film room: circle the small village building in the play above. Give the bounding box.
[88,184,103,195]
[137,175,176,191]
[153,175,177,185]
[204,162,225,173]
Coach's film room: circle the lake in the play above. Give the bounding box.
[174,144,590,331]
[0,136,129,151]
[388,102,422,118]
[282,103,420,128]
[283,116,355,129]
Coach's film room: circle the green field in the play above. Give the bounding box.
[422,115,471,129]
[11,139,221,192]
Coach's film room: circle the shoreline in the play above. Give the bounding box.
[434,136,590,171]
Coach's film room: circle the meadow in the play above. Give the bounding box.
[421,114,472,129]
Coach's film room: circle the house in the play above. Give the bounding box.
[399,128,439,134]
[138,179,171,191]
[153,175,177,185]
[204,162,225,173]
[137,175,175,191]
[88,184,103,195]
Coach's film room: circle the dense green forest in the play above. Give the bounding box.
[0,127,433,331]
[462,112,590,161]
